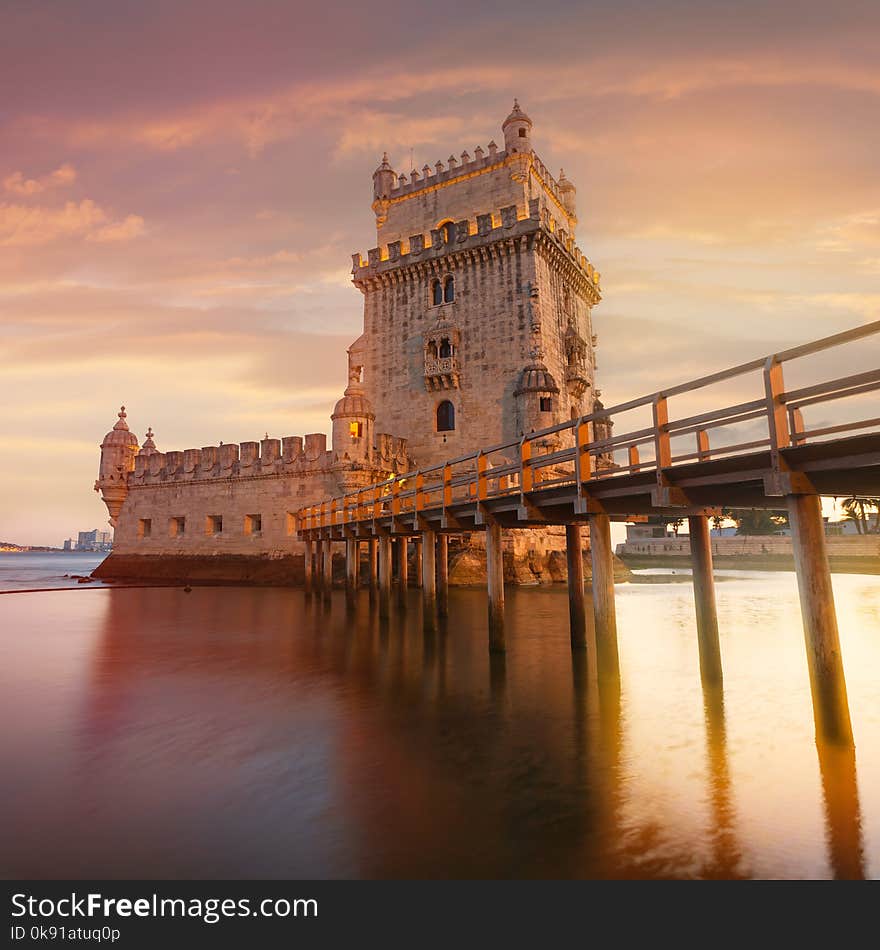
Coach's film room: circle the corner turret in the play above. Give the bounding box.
[372,152,396,227]
[331,352,375,462]
[95,406,139,527]
[502,99,533,155]
[558,168,577,221]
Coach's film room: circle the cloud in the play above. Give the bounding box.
[2,163,76,196]
[0,199,144,247]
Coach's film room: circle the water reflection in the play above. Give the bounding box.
[0,571,876,878]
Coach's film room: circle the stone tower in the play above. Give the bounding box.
[351,101,601,468]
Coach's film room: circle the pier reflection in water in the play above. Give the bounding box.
[0,571,876,879]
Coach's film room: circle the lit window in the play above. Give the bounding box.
[206,515,223,535]
[441,221,454,244]
[432,279,443,306]
[443,275,454,303]
[245,514,262,535]
[349,421,363,438]
[169,516,185,537]
[437,400,455,432]
[138,518,151,539]
[539,397,553,413]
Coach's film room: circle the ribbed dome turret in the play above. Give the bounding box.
[332,382,375,420]
[514,361,559,396]
[502,99,532,132]
[102,406,139,448]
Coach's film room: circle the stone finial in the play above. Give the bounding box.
[113,405,129,430]
[487,140,498,156]
[448,154,458,168]
[474,145,484,160]
[435,159,444,174]
[461,150,470,164]
[411,168,420,182]
[398,172,407,185]
[422,164,431,178]
[141,426,156,453]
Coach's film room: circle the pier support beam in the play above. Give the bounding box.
[486,521,505,654]
[437,535,449,618]
[414,538,423,588]
[422,530,437,632]
[379,534,393,619]
[304,539,313,595]
[688,515,723,686]
[321,539,333,601]
[368,538,378,598]
[788,493,854,747]
[345,539,358,611]
[566,524,587,651]
[588,512,619,678]
[397,537,408,606]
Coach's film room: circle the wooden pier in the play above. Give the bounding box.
[298,322,880,747]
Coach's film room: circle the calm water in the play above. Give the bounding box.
[1,566,878,879]
[0,551,108,590]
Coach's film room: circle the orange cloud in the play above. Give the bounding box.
[2,163,77,196]
[0,199,144,247]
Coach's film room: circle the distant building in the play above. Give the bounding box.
[70,530,113,552]
[625,518,671,541]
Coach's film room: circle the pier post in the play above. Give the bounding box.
[485,521,505,653]
[345,538,358,611]
[379,533,392,619]
[422,530,437,632]
[414,537,423,588]
[566,524,587,651]
[397,537,408,606]
[437,534,449,618]
[368,538,378,599]
[787,493,854,747]
[321,538,333,601]
[588,512,619,678]
[315,538,324,593]
[688,515,723,685]
[304,539,313,595]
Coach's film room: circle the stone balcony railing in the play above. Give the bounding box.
[424,356,460,391]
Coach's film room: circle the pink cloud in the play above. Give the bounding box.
[2,163,77,196]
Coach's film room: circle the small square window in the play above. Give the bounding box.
[138,518,151,539]
[518,128,526,137]
[244,514,262,535]
[169,516,185,537]
[349,421,363,438]
[539,396,553,412]
[206,515,223,536]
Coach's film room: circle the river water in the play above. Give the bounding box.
[1,553,878,878]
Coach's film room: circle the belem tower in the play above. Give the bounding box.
[94,102,608,584]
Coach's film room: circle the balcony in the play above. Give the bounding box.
[424,355,460,391]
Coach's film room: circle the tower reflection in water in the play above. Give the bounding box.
[0,574,871,879]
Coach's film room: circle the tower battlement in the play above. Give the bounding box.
[352,198,600,297]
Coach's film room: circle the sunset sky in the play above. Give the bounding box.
[2,0,879,545]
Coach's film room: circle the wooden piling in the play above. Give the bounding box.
[304,539,313,595]
[345,538,357,611]
[422,530,437,632]
[788,493,854,747]
[565,523,587,651]
[321,538,333,600]
[414,537,423,588]
[437,534,449,618]
[588,512,619,678]
[688,514,723,685]
[397,537,408,606]
[368,538,378,598]
[485,521,505,653]
[379,533,392,618]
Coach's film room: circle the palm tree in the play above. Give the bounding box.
[841,497,872,534]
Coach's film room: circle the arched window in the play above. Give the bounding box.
[431,279,442,306]
[439,338,452,359]
[437,400,455,432]
[440,221,455,245]
[443,275,454,303]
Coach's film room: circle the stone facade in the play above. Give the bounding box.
[95,103,605,584]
